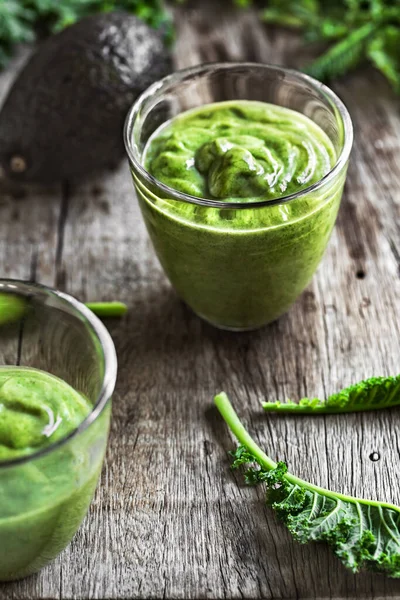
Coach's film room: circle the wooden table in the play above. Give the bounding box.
[0,2,400,599]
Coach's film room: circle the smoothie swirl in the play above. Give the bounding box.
[0,368,91,460]
[145,101,336,204]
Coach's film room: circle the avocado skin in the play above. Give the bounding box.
[0,12,172,184]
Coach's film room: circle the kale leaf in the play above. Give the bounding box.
[215,391,400,577]
[262,375,400,414]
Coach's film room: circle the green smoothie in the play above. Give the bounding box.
[132,100,346,330]
[145,101,335,203]
[0,367,109,581]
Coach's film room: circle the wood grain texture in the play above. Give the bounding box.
[0,1,400,598]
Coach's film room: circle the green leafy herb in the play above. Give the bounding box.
[0,0,170,70]
[367,25,400,92]
[236,0,400,91]
[86,301,128,318]
[262,375,400,414]
[214,391,400,578]
[1,0,399,89]
[304,22,377,81]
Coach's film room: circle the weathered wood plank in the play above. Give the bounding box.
[0,2,400,599]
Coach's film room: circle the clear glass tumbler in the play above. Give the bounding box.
[0,280,117,581]
[124,62,353,331]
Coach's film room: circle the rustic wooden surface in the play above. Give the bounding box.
[1,1,400,598]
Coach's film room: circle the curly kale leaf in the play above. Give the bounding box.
[215,392,400,577]
[262,375,400,414]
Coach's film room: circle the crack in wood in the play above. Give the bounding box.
[388,238,400,278]
[55,180,71,291]
[29,246,38,283]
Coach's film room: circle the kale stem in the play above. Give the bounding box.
[85,302,128,318]
[214,391,400,512]
[214,392,277,470]
[262,403,379,414]
[262,403,328,413]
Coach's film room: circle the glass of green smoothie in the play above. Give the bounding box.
[0,280,117,581]
[124,62,353,331]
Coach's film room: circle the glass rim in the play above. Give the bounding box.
[0,279,118,469]
[124,61,353,209]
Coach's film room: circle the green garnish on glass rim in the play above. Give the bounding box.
[215,391,400,578]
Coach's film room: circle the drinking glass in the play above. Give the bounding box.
[124,62,353,331]
[0,280,117,581]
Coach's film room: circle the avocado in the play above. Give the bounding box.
[0,12,172,184]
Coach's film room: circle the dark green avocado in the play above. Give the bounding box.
[0,12,172,184]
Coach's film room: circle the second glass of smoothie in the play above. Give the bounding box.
[124,63,353,331]
[0,281,117,581]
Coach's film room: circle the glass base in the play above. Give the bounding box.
[197,313,266,332]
